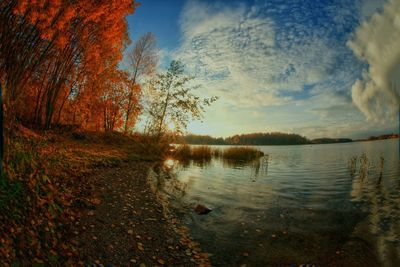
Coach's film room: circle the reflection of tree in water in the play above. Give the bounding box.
[149,162,202,217]
[150,163,188,201]
[349,155,400,265]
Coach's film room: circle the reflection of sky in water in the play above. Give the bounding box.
[154,139,400,266]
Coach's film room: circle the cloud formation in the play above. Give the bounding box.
[174,0,349,108]
[166,0,395,138]
[348,0,400,121]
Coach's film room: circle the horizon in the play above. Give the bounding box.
[126,0,399,139]
[181,130,399,140]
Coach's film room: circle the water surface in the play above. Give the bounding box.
[150,139,399,266]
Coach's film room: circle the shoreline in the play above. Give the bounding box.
[71,161,210,266]
[0,129,210,266]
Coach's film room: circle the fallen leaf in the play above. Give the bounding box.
[91,198,101,205]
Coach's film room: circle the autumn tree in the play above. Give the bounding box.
[145,60,217,138]
[99,68,132,132]
[0,0,138,130]
[124,32,157,132]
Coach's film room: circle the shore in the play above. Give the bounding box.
[0,128,209,266]
[72,162,209,266]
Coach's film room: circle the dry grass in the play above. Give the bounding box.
[191,146,212,160]
[174,145,213,160]
[212,148,223,158]
[174,145,264,162]
[222,146,264,161]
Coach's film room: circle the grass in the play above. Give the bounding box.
[191,146,212,160]
[348,153,385,183]
[221,146,264,161]
[212,148,223,158]
[173,145,265,162]
[174,144,191,159]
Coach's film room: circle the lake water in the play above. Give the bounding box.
[150,139,400,266]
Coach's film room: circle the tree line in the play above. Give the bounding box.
[177,133,356,146]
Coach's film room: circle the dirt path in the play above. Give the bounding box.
[70,162,208,266]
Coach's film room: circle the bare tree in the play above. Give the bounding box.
[125,32,157,132]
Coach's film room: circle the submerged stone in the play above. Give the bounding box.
[194,204,212,215]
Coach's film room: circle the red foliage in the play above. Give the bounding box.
[1,0,141,131]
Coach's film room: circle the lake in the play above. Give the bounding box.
[150,139,400,266]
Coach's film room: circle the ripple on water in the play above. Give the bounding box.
[153,139,400,266]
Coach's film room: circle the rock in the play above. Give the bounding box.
[194,204,212,215]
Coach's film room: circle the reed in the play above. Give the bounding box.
[378,156,384,184]
[174,144,191,159]
[174,145,213,160]
[348,156,357,177]
[212,148,223,158]
[359,152,369,180]
[348,153,385,183]
[222,146,264,161]
[191,146,212,160]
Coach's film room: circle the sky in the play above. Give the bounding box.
[126,0,400,139]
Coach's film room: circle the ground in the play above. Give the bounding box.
[73,162,207,266]
[0,127,209,266]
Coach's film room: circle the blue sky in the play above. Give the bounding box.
[126,0,400,139]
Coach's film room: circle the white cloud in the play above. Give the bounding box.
[348,0,400,122]
[170,0,397,138]
[174,0,339,108]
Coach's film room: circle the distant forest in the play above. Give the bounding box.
[175,132,399,146]
[177,132,314,145]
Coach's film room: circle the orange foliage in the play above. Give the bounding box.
[1,0,141,131]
